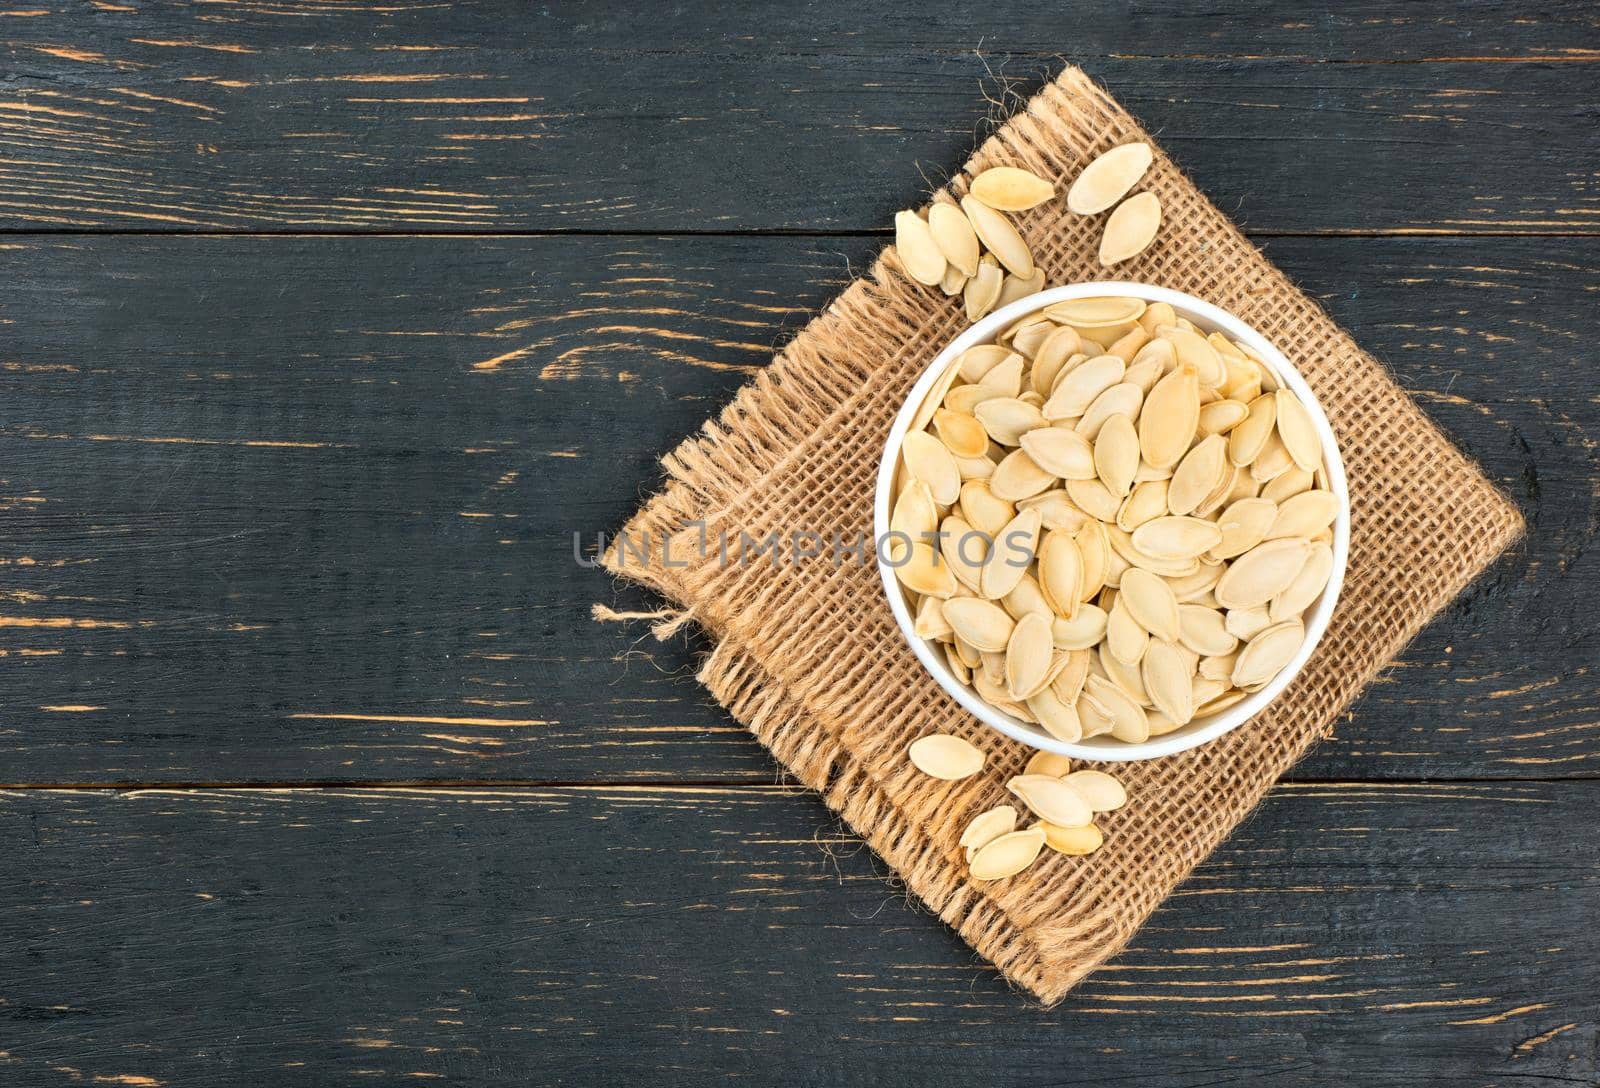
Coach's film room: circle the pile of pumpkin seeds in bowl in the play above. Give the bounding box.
[890,292,1341,749]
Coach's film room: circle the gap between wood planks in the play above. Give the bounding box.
[0,227,1594,239]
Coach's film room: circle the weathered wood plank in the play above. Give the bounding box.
[0,782,1593,1085]
[0,5,1595,232]
[0,234,1590,784]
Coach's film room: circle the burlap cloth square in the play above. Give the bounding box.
[603,66,1523,1004]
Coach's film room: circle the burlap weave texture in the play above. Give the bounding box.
[605,66,1523,1003]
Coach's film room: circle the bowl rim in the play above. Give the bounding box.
[872,281,1350,761]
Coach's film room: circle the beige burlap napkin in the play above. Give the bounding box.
[603,66,1522,1003]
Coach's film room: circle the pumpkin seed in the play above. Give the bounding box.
[1026,685,1083,743]
[915,595,954,641]
[1105,598,1149,665]
[1074,382,1144,441]
[1107,326,1151,363]
[1099,192,1162,265]
[893,209,947,286]
[1039,820,1102,856]
[932,408,990,459]
[1020,426,1096,480]
[1005,612,1054,699]
[970,165,1055,211]
[890,479,939,549]
[1199,651,1238,682]
[1250,431,1294,482]
[1118,479,1170,532]
[978,352,1026,396]
[1168,434,1228,516]
[1085,674,1151,743]
[1228,393,1278,467]
[939,264,967,296]
[995,268,1045,309]
[1212,497,1277,560]
[960,195,1034,278]
[928,202,980,277]
[1030,327,1084,395]
[1045,295,1147,329]
[1119,568,1181,642]
[1224,605,1271,641]
[975,397,1048,447]
[1051,603,1108,650]
[1006,774,1092,827]
[1232,618,1306,689]
[959,805,1017,856]
[1162,325,1227,388]
[1270,541,1334,621]
[902,429,960,505]
[1262,466,1314,504]
[1265,488,1340,540]
[1274,388,1322,473]
[979,507,1042,599]
[1142,638,1195,725]
[1139,362,1200,469]
[1037,528,1084,618]
[1199,398,1250,435]
[938,515,987,592]
[1093,413,1140,498]
[968,827,1046,880]
[1133,515,1223,561]
[1178,604,1238,658]
[989,449,1057,502]
[1066,142,1153,215]
[1025,751,1072,778]
[908,733,985,779]
[1043,354,1126,420]
[894,541,957,598]
[1062,769,1127,812]
[1214,538,1311,609]
[944,383,1006,416]
[964,257,1005,322]
[959,480,1016,538]
[943,597,1014,652]
[1018,488,1091,532]
[1066,477,1122,523]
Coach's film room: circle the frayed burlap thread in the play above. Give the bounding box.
[604,67,1524,1004]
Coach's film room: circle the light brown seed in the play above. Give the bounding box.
[1007,319,1056,359]
[1224,605,1271,641]
[893,541,957,598]
[1037,528,1083,618]
[1025,685,1083,742]
[1262,466,1314,504]
[1062,769,1127,812]
[908,733,984,779]
[1020,426,1096,480]
[1138,362,1200,469]
[1161,325,1226,388]
[932,408,989,459]
[963,257,1005,322]
[1265,488,1340,540]
[1229,393,1278,467]
[944,383,1004,416]
[1199,398,1250,435]
[1007,774,1093,827]
[1018,488,1091,532]
[927,202,980,277]
[1099,191,1162,266]
[1118,479,1170,532]
[1119,568,1181,642]
[914,594,953,641]
[959,480,1015,538]
[959,805,1018,856]
[1232,619,1306,689]
[1214,538,1311,609]
[1067,142,1154,215]
[975,397,1048,447]
[901,429,960,505]
[978,352,1025,396]
[1051,603,1108,650]
[1093,413,1140,497]
[995,268,1045,309]
[1074,382,1144,441]
[890,479,939,547]
[1105,598,1149,665]
[938,515,987,592]
[960,195,1034,278]
[1030,327,1085,395]
[910,355,964,433]
[1065,477,1122,523]
[979,507,1042,599]
[1199,652,1238,683]
[1250,431,1295,482]
[1270,541,1334,621]
[1141,638,1195,725]
[1005,612,1054,699]
[1045,295,1147,330]
[942,597,1015,652]
[1085,674,1151,743]
[957,343,1012,383]
[893,210,947,286]
[1039,821,1103,856]
[954,451,997,480]
[1025,751,1071,778]
[970,165,1055,211]
[1274,388,1322,473]
[1133,515,1223,561]
[989,449,1057,502]
[939,263,967,296]
[1168,433,1228,516]
[1178,604,1238,658]
[968,827,1046,880]
[1042,354,1126,420]
[1212,496,1278,560]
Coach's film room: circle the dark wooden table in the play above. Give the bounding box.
[2,5,1596,1085]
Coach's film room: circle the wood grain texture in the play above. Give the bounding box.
[0,5,1596,232]
[0,233,1589,784]
[0,783,1593,1086]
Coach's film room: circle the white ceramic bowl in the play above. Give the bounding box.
[874,282,1348,761]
